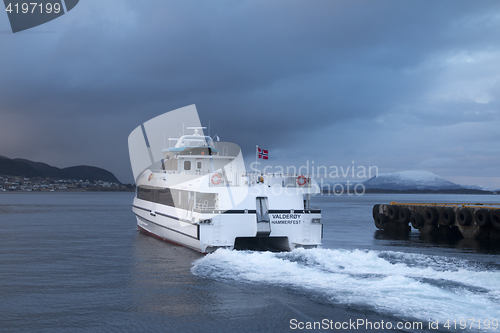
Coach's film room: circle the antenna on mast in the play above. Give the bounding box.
[186,127,207,136]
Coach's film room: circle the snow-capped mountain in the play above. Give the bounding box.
[319,170,494,192]
[461,184,492,191]
[363,170,463,190]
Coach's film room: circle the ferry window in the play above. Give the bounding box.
[184,161,191,170]
[197,161,202,169]
[137,187,154,202]
[196,192,217,209]
[158,189,174,206]
[171,189,189,210]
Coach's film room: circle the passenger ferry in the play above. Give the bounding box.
[129,105,322,253]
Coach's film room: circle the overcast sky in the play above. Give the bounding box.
[1,0,500,187]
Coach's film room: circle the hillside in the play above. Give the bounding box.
[0,158,43,178]
[0,156,121,183]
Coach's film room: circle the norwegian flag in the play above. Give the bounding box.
[258,148,269,160]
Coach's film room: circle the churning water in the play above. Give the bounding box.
[1,192,499,332]
[192,248,500,327]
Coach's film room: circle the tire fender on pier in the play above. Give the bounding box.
[474,209,490,227]
[387,205,399,221]
[410,212,424,229]
[457,208,472,226]
[372,204,381,220]
[399,208,411,224]
[490,210,500,230]
[374,213,388,230]
[424,207,438,226]
[439,207,455,226]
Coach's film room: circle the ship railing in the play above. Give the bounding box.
[208,172,312,187]
[153,169,209,176]
[208,172,246,187]
[194,201,216,210]
[148,169,312,187]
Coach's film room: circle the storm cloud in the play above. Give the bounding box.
[1,0,499,186]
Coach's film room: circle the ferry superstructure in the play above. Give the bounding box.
[129,106,322,253]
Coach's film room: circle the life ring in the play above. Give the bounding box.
[211,174,222,185]
[297,175,307,186]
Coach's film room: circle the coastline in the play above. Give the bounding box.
[0,174,135,192]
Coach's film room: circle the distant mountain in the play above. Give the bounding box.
[461,184,492,191]
[321,170,494,193]
[60,166,120,183]
[14,158,63,179]
[363,170,462,190]
[0,158,43,178]
[0,156,121,183]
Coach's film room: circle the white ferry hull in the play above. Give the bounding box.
[132,198,322,253]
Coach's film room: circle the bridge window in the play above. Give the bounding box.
[184,161,191,170]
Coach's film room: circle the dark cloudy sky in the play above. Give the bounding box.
[1,0,500,187]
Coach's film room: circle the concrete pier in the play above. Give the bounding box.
[373,202,500,240]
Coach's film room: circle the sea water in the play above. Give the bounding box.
[1,192,499,332]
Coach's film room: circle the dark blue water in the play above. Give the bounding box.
[1,193,499,332]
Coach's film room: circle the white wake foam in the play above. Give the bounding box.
[191,248,500,324]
